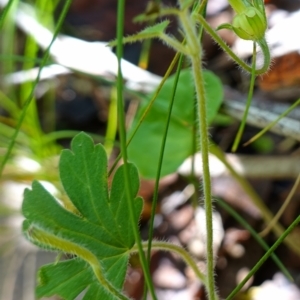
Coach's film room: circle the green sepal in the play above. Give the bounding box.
[227,0,267,41]
[232,6,266,41]
[228,0,251,14]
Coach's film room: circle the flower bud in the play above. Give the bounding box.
[232,6,267,41]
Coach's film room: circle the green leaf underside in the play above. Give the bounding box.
[37,259,94,299]
[37,258,125,300]
[22,132,143,299]
[128,69,223,178]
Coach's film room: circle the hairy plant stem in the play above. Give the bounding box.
[193,14,270,75]
[191,54,216,300]
[179,6,216,299]
[132,241,207,284]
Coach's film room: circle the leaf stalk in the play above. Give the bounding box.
[179,5,216,299]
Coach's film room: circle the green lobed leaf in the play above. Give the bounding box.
[128,69,223,178]
[22,132,143,299]
[37,258,125,300]
[37,259,94,299]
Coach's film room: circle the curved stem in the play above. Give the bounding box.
[131,241,207,284]
[193,14,270,75]
[257,38,271,73]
